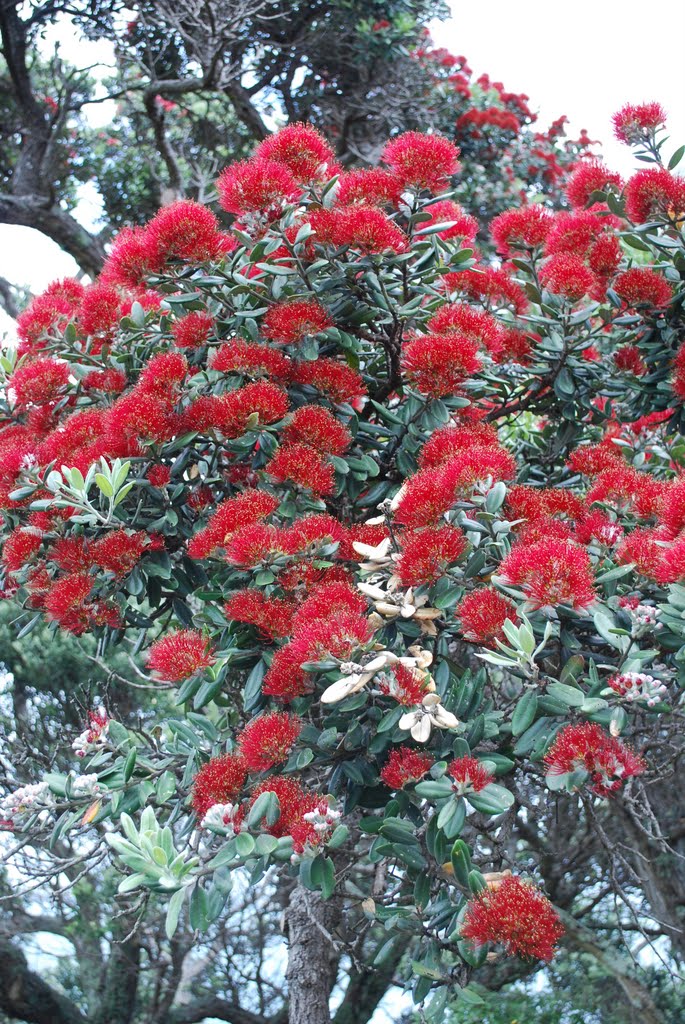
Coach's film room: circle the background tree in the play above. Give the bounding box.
[0,0,592,316]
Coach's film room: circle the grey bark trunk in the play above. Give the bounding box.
[286,885,339,1024]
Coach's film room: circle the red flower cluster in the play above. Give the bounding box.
[448,755,494,792]
[545,722,645,796]
[396,525,466,585]
[402,332,481,397]
[613,268,673,308]
[461,876,564,962]
[171,311,215,348]
[192,753,248,818]
[238,712,301,771]
[612,102,667,144]
[147,629,215,682]
[490,206,552,255]
[262,299,333,345]
[624,167,685,224]
[457,587,517,646]
[381,747,434,789]
[498,539,595,610]
[381,131,460,191]
[224,590,296,640]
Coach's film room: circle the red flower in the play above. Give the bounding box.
[613,345,647,377]
[247,776,320,851]
[187,489,279,559]
[147,629,215,681]
[448,755,494,792]
[238,712,302,771]
[192,753,248,818]
[396,526,466,585]
[147,464,171,487]
[211,342,291,379]
[381,131,460,191]
[10,358,70,409]
[147,200,225,264]
[539,253,596,301]
[614,268,673,308]
[490,206,552,255]
[379,662,429,706]
[106,390,176,445]
[44,572,95,634]
[586,465,665,517]
[544,722,645,796]
[2,529,42,573]
[442,266,529,316]
[266,443,335,495]
[101,225,158,288]
[587,234,621,277]
[498,539,595,610]
[565,160,623,209]
[82,369,127,393]
[309,206,408,254]
[90,529,148,578]
[292,581,366,625]
[381,747,433,789]
[457,587,517,646]
[418,423,500,469]
[171,311,215,348]
[394,466,459,528]
[428,304,501,351]
[262,299,332,345]
[78,283,121,338]
[612,102,666,144]
[224,589,296,640]
[281,405,351,456]
[138,351,188,398]
[461,876,564,962]
[292,357,367,405]
[336,168,403,208]
[255,123,336,183]
[655,535,685,584]
[402,332,481,397]
[618,528,664,577]
[567,442,624,477]
[624,167,685,224]
[217,157,300,216]
[224,523,283,567]
[184,381,289,438]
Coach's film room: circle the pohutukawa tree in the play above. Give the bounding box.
[0,105,684,1023]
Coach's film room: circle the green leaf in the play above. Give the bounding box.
[235,832,255,858]
[165,887,185,941]
[511,690,538,736]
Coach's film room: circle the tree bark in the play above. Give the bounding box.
[0,938,87,1024]
[286,885,339,1024]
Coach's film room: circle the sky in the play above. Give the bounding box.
[1,0,684,339]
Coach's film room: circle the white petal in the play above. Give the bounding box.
[400,604,416,618]
[364,515,385,526]
[375,601,401,617]
[399,711,420,731]
[320,676,361,704]
[422,692,442,708]
[431,707,459,729]
[352,538,392,561]
[411,717,432,743]
[357,582,387,601]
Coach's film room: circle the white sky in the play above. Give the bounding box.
[1,0,683,340]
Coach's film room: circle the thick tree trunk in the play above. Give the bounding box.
[286,885,339,1024]
[0,938,87,1024]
